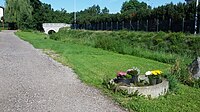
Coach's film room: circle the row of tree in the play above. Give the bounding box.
[75,0,198,24]
[3,0,200,32]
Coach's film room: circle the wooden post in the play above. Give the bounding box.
[157,19,159,32]
[111,21,113,30]
[137,20,139,31]
[182,18,185,32]
[122,21,124,29]
[146,19,149,32]
[101,22,103,30]
[169,18,172,31]
[106,22,107,30]
[117,21,119,30]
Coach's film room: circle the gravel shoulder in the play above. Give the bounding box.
[0,30,125,112]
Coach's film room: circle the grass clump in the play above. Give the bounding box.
[16,31,200,112]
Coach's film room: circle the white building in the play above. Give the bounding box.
[0,6,4,20]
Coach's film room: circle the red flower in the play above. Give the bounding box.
[117,72,127,77]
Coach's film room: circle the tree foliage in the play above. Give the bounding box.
[4,0,33,29]
[4,0,71,30]
[102,7,109,14]
[74,0,198,32]
[29,0,71,31]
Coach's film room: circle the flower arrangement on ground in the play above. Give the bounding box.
[109,67,164,87]
[145,70,163,85]
[126,67,140,84]
[112,67,140,85]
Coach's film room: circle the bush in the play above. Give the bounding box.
[164,73,179,92]
[170,59,200,88]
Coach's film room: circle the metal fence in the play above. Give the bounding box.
[73,18,199,33]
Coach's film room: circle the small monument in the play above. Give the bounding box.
[189,57,200,79]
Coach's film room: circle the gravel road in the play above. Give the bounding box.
[0,31,125,112]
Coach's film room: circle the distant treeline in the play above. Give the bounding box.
[73,0,200,33]
[3,0,200,33]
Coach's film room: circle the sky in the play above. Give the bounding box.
[0,0,186,13]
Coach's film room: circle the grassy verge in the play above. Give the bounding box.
[16,31,200,112]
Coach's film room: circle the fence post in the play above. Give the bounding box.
[90,23,92,30]
[101,22,103,30]
[111,21,113,30]
[99,22,101,30]
[129,20,132,30]
[84,23,85,29]
[87,23,88,30]
[182,18,185,32]
[199,20,200,34]
[105,22,106,30]
[137,20,139,31]
[146,19,149,32]
[97,22,99,30]
[157,19,159,32]
[95,22,97,30]
[122,21,124,29]
[117,21,119,30]
[169,18,172,31]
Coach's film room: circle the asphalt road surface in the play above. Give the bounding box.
[0,31,125,112]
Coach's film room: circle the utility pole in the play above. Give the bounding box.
[146,0,149,32]
[74,0,77,29]
[194,0,199,34]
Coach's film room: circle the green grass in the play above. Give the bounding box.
[16,31,200,112]
[50,29,200,64]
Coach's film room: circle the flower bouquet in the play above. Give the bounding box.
[113,71,129,84]
[113,67,140,85]
[145,70,162,85]
[126,67,140,84]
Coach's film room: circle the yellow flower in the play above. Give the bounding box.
[151,70,162,75]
